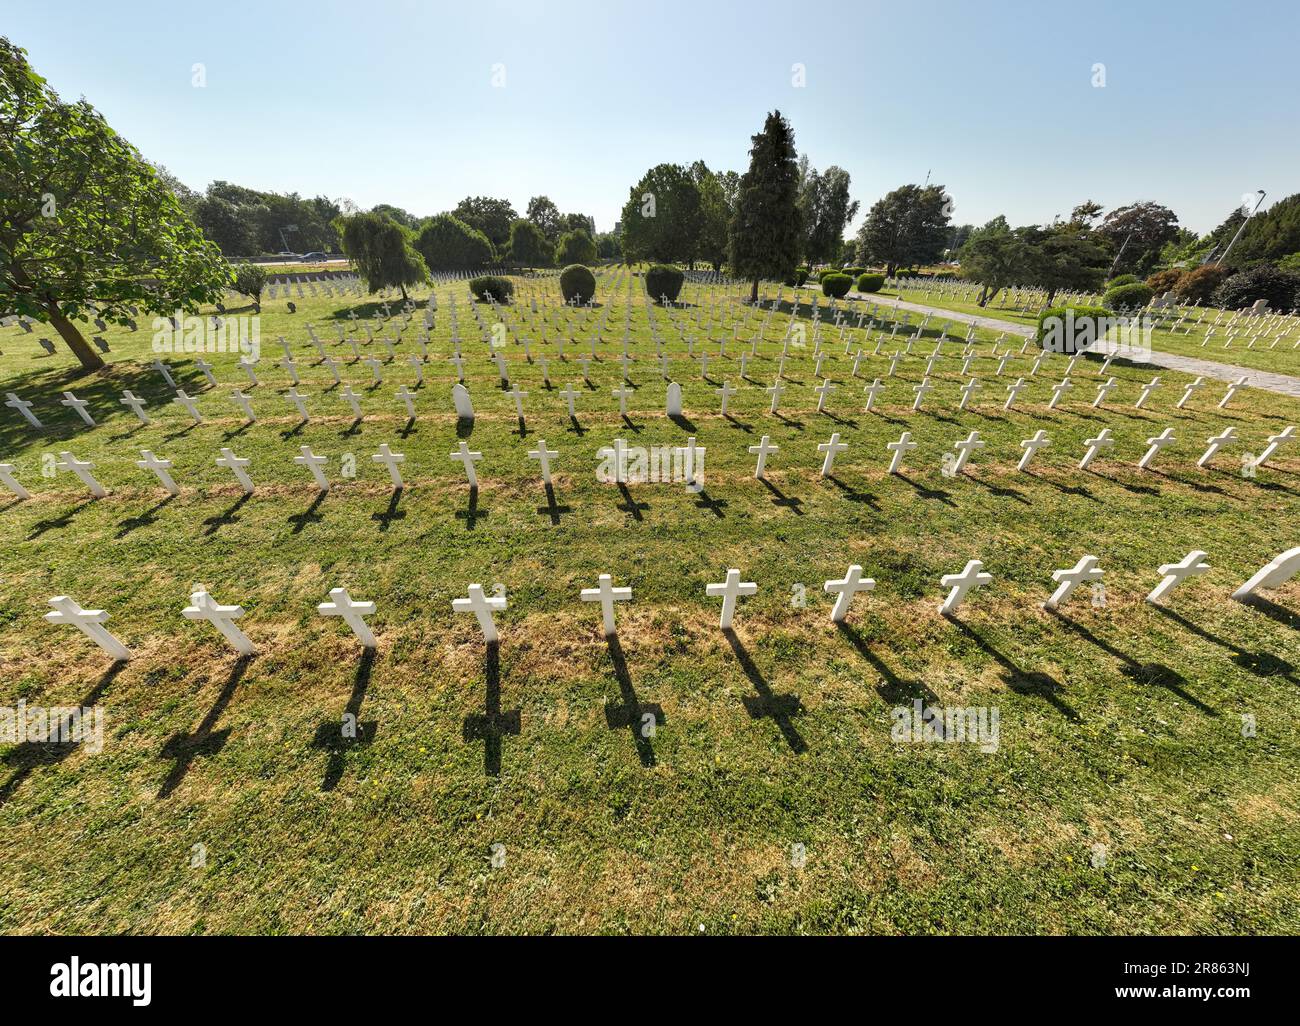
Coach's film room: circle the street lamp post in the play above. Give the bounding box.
[1216,191,1265,266]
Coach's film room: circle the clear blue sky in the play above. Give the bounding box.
[8,0,1298,235]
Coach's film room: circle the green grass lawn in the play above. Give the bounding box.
[2,272,1299,934]
[882,284,1300,378]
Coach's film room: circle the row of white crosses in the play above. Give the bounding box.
[42,547,1300,663]
[5,420,1296,503]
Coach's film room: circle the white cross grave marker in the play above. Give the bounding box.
[183,590,256,655]
[1045,555,1103,610]
[581,574,633,635]
[1146,550,1210,604]
[452,583,507,643]
[44,596,131,662]
[824,565,875,623]
[318,587,378,648]
[705,568,757,629]
[939,560,993,616]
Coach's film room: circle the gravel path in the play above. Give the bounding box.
[847,291,1300,399]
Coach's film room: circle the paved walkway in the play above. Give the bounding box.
[847,291,1300,399]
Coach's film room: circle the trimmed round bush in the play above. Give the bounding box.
[559,263,596,305]
[856,272,885,293]
[1211,264,1300,311]
[1173,264,1233,306]
[469,275,513,302]
[1105,273,1140,289]
[644,264,684,303]
[1102,282,1154,310]
[821,272,853,298]
[1035,305,1112,354]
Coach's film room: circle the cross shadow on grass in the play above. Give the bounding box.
[0,662,124,807]
[835,622,937,705]
[949,618,1082,722]
[602,635,662,768]
[312,647,377,791]
[157,655,252,799]
[462,642,520,777]
[722,628,806,754]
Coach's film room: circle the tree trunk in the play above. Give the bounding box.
[46,300,104,372]
[750,278,759,303]
[1046,287,1058,306]
[887,262,897,277]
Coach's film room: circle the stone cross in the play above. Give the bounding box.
[610,385,631,417]
[395,385,417,419]
[217,448,254,493]
[1045,555,1103,610]
[939,559,993,615]
[56,451,106,498]
[1048,378,1073,410]
[294,446,330,491]
[183,590,255,655]
[824,565,875,622]
[1093,377,1117,408]
[675,436,705,490]
[119,390,150,424]
[527,439,558,485]
[950,430,985,474]
[716,380,736,416]
[44,596,131,662]
[814,378,836,412]
[1138,428,1176,470]
[1218,376,1247,409]
[560,384,580,418]
[1079,428,1114,470]
[452,583,507,643]
[886,431,917,474]
[451,441,483,488]
[372,443,406,488]
[152,359,176,388]
[1003,377,1026,410]
[1146,550,1210,604]
[318,587,378,648]
[1176,377,1204,409]
[863,378,884,412]
[911,377,933,411]
[765,377,784,414]
[748,435,778,478]
[581,574,633,635]
[60,391,95,426]
[1135,377,1161,409]
[5,392,43,428]
[173,390,203,423]
[705,568,757,629]
[818,432,847,476]
[1197,426,1237,468]
[0,462,30,499]
[137,449,179,495]
[1018,430,1051,471]
[1232,546,1300,601]
[285,387,310,420]
[1255,425,1297,468]
[237,357,259,386]
[230,390,256,422]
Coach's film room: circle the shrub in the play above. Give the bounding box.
[644,264,684,303]
[793,269,808,286]
[1106,273,1140,289]
[1173,264,1234,306]
[555,229,597,266]
[856,272,885,293]
[1146,269,1185,294]
[1035,305,1112,354]
[1211,264,1300,311]
[469,275,513,302]
[559,263,596,305]
[231,262,267,305]
[821,272,853,298]
[1102,282,1154,310]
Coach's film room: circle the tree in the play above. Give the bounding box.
[853,183,952,276]
[958,217,1030,305]
[728,111,803,302]
[414,214,493,271]
[620,164,701,265]
[555,229,597,266]
[0,36,230,371]
[595,232,622,261]
[452,196,517,251]
[1096,201,1180,277]
[691,160,732,272]
[1068,200,1105,229]
[507,218,551,267]
[799,164,859,267]
[561,212,596,238]
[1230,193,1300,266]
[336,211,427,299]
[526,196,563,241]
[231,262,267,307]
[194,194,257,257]
[370,203,418,229]
[1022,225,1110,305]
